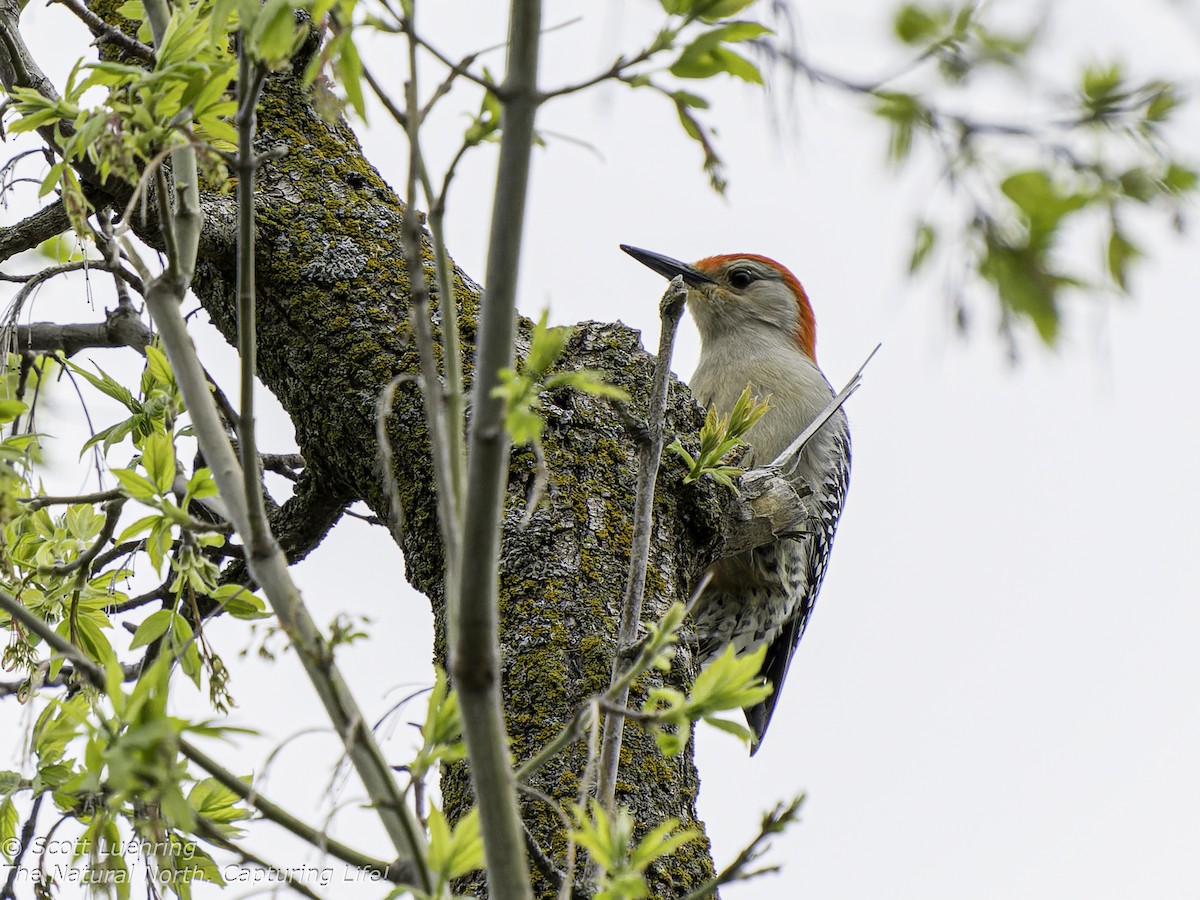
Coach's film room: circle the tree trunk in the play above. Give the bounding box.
[188,70,726,895]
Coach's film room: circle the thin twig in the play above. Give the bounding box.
[179,740,401,880]
[400,15,460,574]
[193,819,325,900]
[0,660,140,698]
[537,41,659,103]
[361,61,407,128]
[21,488,122,510]
[680,795,805,900]
[0,793,42,899]
[235,47,273,560]
[413,33,503,95]
[50,0,155,62]
[595,277,687,812]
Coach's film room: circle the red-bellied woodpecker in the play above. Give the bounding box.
[621,244,851,754]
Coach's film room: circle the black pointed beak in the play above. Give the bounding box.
[620,244,715,288]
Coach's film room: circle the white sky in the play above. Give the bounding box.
[3,1,1199,898]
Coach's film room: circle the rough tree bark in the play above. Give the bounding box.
[0,1,805,888]
[182,65,736,894]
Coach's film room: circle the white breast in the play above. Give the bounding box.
[689,327,844,489]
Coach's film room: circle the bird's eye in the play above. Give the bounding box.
[728,268,756,289]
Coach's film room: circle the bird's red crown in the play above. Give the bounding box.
[694,253,817,362]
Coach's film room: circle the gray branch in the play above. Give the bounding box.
[0,202,70,265]
[17,308,152,356]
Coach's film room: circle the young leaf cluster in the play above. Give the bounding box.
[570,800,699,900]
[668,384,769,487]
[492,310,628,448]
[642,644,772,755]
[873,3,1199,349]
[612,0,772,192]
[4,0,238,231]
[0,346,267,710]
[0,658,250,900]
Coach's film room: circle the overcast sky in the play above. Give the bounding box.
[3,1,1199,898]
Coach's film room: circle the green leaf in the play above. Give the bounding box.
[129,609,175,649]
[1000,170,1090,245]
[141,431,177,494]
[209,584,270,619]
[184,468,218,500]
[65,360,137,411]
[147,518,173,573]
[1117,167,1157,203]
[979,236,1063,344]
[427,806,484,884]
[67,615,116,667]
[189,778,251,826]
[872,92,927,164]
[909,221,937,273]
[702,714,755,741]
[145,344,174,387]
[1144,85,1180,123]
[248,0,305,63]
[1106,227,1141,292]
[111,467,159,501]
[117,513,161,543]
[0,797,17,862]
[893,3,949,45]
[0,399,27,425]
[689,643,772,712]
[671,23,770,83]
[666,438,696,470]
[1163,162,1198,195]
[628,817,699,870]
[526,309,572,376]
[116,0,144,23]
[661,0,760,21]
[64,504,104,541]
[336,31,367,120]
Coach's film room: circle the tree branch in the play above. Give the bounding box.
[596,277,686,811]
[180,739,402,882]
[15,308,152,357]
[0,201,70,264]
[51,0,155,62]
[455,1,543,895]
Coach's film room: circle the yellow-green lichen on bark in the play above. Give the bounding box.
[78,18,729,889]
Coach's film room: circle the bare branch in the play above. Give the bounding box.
[681,796,805,900]
[361,61,407,128]
[233,47,274,556]
[0,585,104,685]
[413,32,502,96]
[0,794,41,899]
[0,660,140,698]
[50,0,155,62]
[596,277,687,811]
[15,308,152,357]
[400,16,460,572]
[21,488,122,511]
[0,201,71,264]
